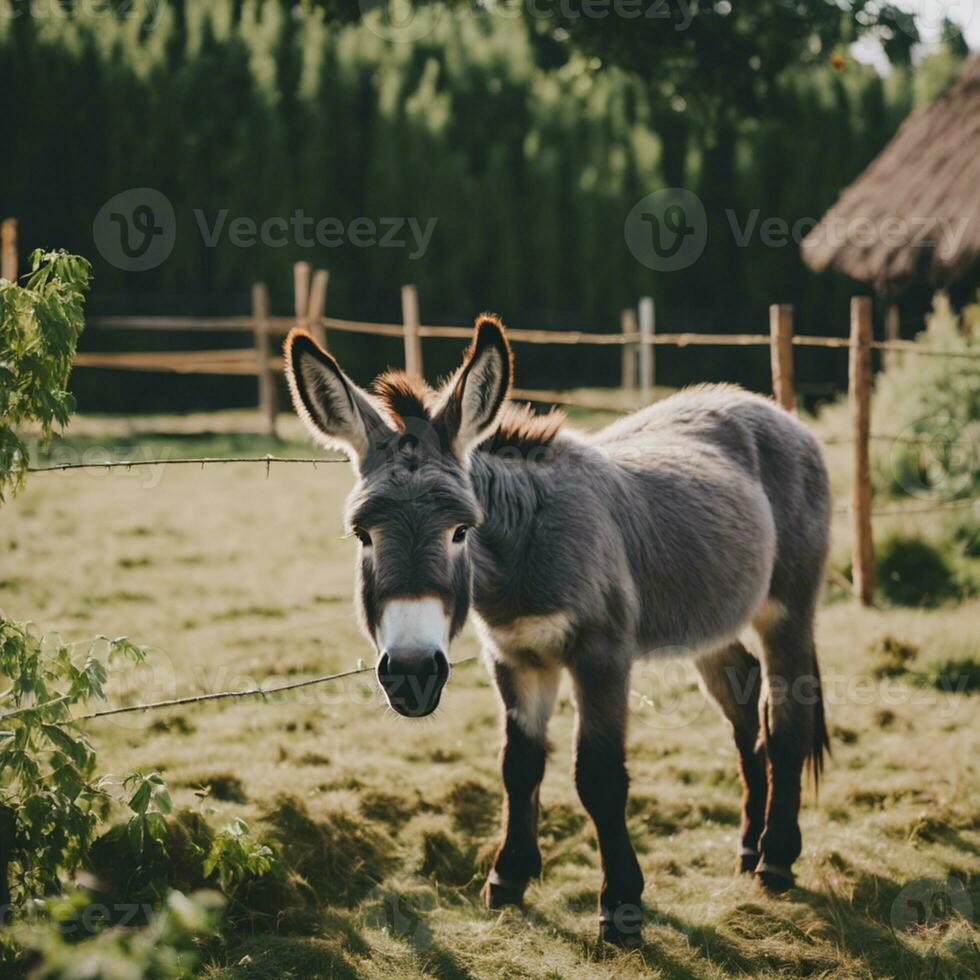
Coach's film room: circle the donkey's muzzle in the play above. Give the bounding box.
[377,649,450,717]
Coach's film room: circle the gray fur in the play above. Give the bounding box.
[471,383,830,667]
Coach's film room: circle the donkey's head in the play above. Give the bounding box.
[284,316,513,717]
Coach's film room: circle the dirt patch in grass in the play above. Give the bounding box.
[443,779,498,837]
[180,772,248,803]
[925,656,980,694]
[417,820,479,888]
[358,790,417,829]
[262,795,396,907]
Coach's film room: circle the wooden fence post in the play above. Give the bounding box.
[293,261,310,328]
[884,303,900,372]
[252,282,277,438]
[401,284,423,381]
[769,303,796,412]
[307,269,329,347]
[638,296,654,400]
[850,296,875,606]
[1,218,17,282]
[620,309,637,391]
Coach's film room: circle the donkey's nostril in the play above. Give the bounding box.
[433,649,450,685]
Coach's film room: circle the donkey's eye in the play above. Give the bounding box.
[452,525,469,544]
[352,527,372,546]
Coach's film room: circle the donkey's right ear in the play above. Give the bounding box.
[284,330,390,464]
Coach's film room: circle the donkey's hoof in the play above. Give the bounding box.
[755,862,795,894]
[737,847,760,875]
[483,871,527,909]
[599,904,643,947]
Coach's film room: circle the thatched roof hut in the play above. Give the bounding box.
[801,58,980,296]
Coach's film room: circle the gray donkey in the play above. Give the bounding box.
[284,314,831,945]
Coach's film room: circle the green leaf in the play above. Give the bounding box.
[127,814,145,855]
[41,724,88,768]
[128,780,152,816]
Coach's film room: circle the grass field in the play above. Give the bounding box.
[3,406,979,978]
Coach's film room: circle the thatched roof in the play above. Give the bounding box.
[801,58,980,295]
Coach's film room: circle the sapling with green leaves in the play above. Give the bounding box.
[0,248,91,501]
[0,248,282,974]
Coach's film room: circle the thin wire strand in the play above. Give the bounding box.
[0,656,480,725]
[24,455,978,517]
[23,429,978,474]
[831,498,975,517]
[27,454,344,473]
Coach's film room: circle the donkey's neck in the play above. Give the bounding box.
[466,450,553,620]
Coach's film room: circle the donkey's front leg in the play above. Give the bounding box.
[570,655,644,946]
[483,659,561,909]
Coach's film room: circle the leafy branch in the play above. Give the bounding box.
[0,248,90,501]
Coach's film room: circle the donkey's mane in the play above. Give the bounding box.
[372,370,565,453]
[485,402,566,454]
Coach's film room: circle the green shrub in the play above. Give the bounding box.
[869,635,919,677]
[0,249,90,500]
[0,627,149,903]
[873,292,979,503]
[11,889,222,980]
[262,796,396,907]
[924,657,980,695]
[875,534,960,607]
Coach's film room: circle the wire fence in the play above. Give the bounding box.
[26,454,977,520]
[0,656,481,725]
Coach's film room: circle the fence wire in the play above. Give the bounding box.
[0,656,480,725]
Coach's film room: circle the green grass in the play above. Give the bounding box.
[3,409,979,978]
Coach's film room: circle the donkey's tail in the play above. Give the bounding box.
[805,654,831,791]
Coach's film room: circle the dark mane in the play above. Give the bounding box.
[371,370,565,454]
[483,402,566,455]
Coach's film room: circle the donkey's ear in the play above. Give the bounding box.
[434,313,513,458]
[284,330,390,464]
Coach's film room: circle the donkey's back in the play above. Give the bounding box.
[592,384,831,656]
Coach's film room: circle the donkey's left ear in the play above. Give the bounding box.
[434,313,513,458]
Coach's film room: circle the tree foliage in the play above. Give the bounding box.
[0,250,91,500]
[2,3,966,401]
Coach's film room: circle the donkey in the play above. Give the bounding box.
[284,314,831,945]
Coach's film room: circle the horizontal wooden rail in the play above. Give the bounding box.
[83,313,978,359]
[89,315,256,331]
[74,350,259,376]
[83,315,978,358]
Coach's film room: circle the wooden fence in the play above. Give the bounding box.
[4,240,975,608]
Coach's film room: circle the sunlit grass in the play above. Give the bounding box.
[2,409,978,978]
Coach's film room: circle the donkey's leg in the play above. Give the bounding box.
[755,607,827,894]
[569,655,644,946]
[483,658,561,909]
[695,642,767,874]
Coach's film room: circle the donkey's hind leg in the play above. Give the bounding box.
[483,658,561,910]
[695,642,767,874]
[754,604,829,893]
